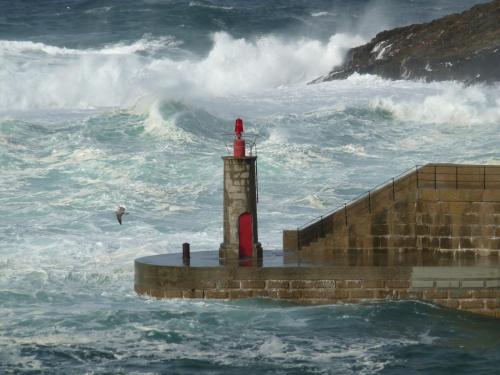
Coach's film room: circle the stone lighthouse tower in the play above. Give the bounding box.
[219,118,262,262]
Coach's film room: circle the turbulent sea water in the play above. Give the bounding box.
[1,0,499,373]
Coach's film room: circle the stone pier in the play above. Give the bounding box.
[135,251,500,318]
[135,163,500,319]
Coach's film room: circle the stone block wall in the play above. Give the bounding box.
[284,164,500,256]
[416,189,500,255]
[135,264,500,318]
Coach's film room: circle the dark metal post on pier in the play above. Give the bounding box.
[182,243,190,266]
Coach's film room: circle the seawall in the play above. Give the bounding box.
[135,251,500,318]
[284,164,500,256]
[135,163,500,318]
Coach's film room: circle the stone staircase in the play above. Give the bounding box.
[283,164,500,256]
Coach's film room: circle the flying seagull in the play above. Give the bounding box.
[116,206,126,225]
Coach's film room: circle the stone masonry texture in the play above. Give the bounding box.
[284,164,500,256]
[219,156,260,260]
[135,261,500,318]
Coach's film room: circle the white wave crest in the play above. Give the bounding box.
[0,36,178,56]
[190,32,363,95]
[189,1,234,10]
[84,6,112,15]
[370,82,500,125]
[311,11,329,17]
[0,32,363,110]
[143,101,194,142]
[259,336,287,357]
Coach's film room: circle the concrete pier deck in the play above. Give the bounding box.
[135,250,500,318]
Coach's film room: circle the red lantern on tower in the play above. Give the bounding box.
[233,118,245,158]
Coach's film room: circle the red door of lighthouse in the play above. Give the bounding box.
[239,212,253,258]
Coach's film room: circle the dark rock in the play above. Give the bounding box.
[315,0,500,84]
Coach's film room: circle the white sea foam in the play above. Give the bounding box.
[417,330,438,345]
[340,144,368,156]
[259,336,287,357]
[142,101,194,142]
[189,1,234,10]
[370,82,500,125]
[84,6,113,15]
[0,36,178,56]
[311,11,329,17]
[0,32,363,110]
[2,4,498,372]
[295,194,326,209]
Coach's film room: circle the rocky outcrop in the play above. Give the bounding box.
[316,0,500,84]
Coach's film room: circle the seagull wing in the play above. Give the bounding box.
[116,206,125,225]
[116,211,123,225]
